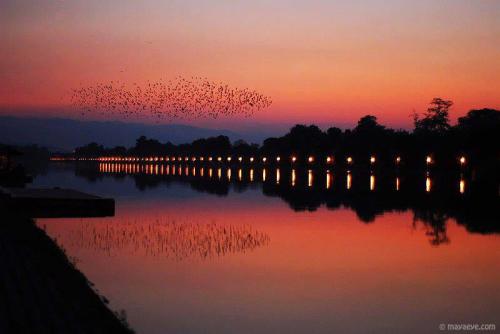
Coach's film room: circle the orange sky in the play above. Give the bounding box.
[1,0,499,130]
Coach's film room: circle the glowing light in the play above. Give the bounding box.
[396,156,401,164]
[308,169,313,187]
[227,157,232,162]
[184,157,189,161]
[459,156,466,165]
[426,175,432,192]
[460,178,466,194]
[370,156,376,164]
[276,156,281,162]
[370,174,375,191]
[262,157,267,163]
[209,168,213,178]
[326,170,331,189]
[250,157,254,163]
[308,156,314,163]
[238,168,242,181]
[217,156,222,162]
[276,168,280,184]
[262,168,267,182]
[291,169,296,186]
[192,157,196,162]
[346,172,352,190]
[396,177,400,191]
[208,157,213,161]
[217,168,222,179]
[227,168,231,181]
[326,156,333,163]
[347,157,353,164]
[200,157,204,161]
[238,156,242,162]
[426,156,432,164]
[250,169,254,182]
[291,156,297,163]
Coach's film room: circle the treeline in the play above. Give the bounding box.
[74,99,499,169]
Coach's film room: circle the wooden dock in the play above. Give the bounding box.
[0,187,115,218]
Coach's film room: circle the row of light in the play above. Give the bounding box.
[75,155,467,165]
[99,163,467,194]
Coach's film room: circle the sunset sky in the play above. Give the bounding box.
[1,0,499,131]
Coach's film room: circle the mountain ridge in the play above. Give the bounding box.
[0,116,244,152]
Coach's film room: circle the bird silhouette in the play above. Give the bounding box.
[70,76,272,121]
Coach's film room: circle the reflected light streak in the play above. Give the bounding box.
[262,169,267,182]
[291,169,296,187]
[347,172,352,190]
[276,168,280,185]
[308,170,313,187]
[326,170,331,189]
[370,174,375,191]
[426,175,432,192]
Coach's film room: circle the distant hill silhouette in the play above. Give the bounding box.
[0,116,243,151]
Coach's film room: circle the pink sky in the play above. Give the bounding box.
[1,0,499,130]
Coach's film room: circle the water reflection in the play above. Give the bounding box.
[35,163,500,334]
[49,220,270,261]
[95,163,487,199]
[78,163,500,239]
[426,174,432,192]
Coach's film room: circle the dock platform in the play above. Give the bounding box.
[0,187,115,218]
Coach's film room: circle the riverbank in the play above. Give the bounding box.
[0,213,133,333]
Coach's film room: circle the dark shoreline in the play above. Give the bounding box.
[0,213,133,333]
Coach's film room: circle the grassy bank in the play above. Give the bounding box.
[0,213,134,333]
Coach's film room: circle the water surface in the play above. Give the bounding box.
[33,163,500,334]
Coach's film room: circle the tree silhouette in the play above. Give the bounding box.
[414,98,452,133]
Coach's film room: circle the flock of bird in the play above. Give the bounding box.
[70,76,272,120]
